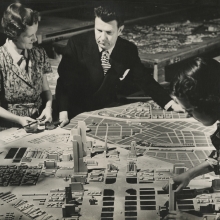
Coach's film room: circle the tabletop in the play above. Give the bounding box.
[0,101,218,219]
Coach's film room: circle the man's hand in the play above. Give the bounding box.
[163,172,191,193]
[59,111,69,128]
[171,102,185,113]
[163,211,203,220]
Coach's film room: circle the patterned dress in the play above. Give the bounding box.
[0,44,52,128]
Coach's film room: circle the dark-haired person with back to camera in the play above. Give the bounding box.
[0,3,53,132]
[163,57,220,220]
[56,3,184,127]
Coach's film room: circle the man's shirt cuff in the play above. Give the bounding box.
[59,111,68,119]
[164,100,175,111]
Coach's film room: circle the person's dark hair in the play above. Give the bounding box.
[94,3,124,27]
[172,57,220,115]
[1,3,39,40]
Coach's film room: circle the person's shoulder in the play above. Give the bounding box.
[116,37,138,57]
[69,32,93,45]
[30,46,48,59]
[31,46,46,54]
[117,36,137,50]
[0,46,4,53]
[0,46,3,64]
[0,45,6,53]
[66,32,95,53]
[0,46,7,62]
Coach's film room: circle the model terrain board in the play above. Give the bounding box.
[0,101,218,220]
[122,18,220,54]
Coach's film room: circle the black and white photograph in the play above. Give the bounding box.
[0,0,220,219]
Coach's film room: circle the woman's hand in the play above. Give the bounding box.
[163,173,191,192]
[173,172,191,192]
[37,106,52,124]
[18,116,38,133]
[163,211,203,220]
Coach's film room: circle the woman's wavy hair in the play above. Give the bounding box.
[94,3,124,28]
[172,57,220,115]
[1,3,38,40]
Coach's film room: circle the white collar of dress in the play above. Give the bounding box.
[4,38,27,65]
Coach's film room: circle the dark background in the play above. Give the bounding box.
[1,0,220,83]
[0,0,219,15]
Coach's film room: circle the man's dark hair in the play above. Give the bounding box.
[1,3,39,40]
[94,3,124,27]
[172,57,220,115]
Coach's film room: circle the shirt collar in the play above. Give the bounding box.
[4,38,24,65]
[98,45,115,55]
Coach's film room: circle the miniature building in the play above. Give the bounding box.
[128,141,137,161]
[127,161,137,174]
[203,214,220,220]
[71,121,87,156]
[62,204,80,217]
[72,122,89,184]
[89,196,97,205]
[154,168,171,181]
[71,175,87,184]
[107,149,119,159]
[89,170,104,182]
[62,153,71,161]
[104,135,108,153]
[72,134,87,175]
[48,153,59,161]
[86,160,98,166]
[139,169,154,182]
[173,163,186,175]
[200,204,215,213]
[65,186,76,204]
[70,182,84,192]
[86,149,92,158]
[159,206,168,219]
[77,121,87,154]
[44,160,57,169]
[130,141,137,155]
[212,179,220,191]
[86,140,93,156]
[169,178,176,211]
[126,161,137,183]
[107,163,118,172]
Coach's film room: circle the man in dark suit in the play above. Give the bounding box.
[56,4,183,127]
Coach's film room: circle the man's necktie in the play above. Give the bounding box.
[101,50,111,75]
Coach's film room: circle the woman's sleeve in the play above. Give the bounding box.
[206,150,219,174]
[0,62,2,106]
[41,48,52,74]
[0,67,2,93]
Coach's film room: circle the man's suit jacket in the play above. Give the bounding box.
[56,32,172,117]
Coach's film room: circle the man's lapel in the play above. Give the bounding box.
[85,34,103,75]
[84,35,123,95]
[110,37,124,63]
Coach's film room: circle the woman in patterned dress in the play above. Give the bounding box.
[0,3,53,131]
